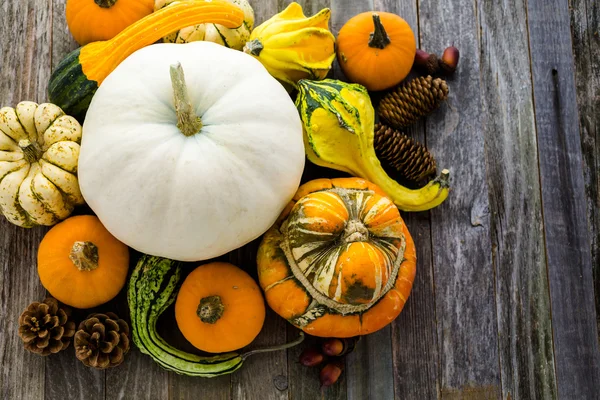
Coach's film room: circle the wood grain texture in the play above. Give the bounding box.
[51,0,78,70]
[570,0,600,339]
[526,0,600,397]
[477,0,558,399]
[374,0,442,398]
[418,0,501,396]
[0,1,52,399]
[45,351,104,400]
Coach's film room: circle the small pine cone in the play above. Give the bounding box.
[18,297,76,356]
[75,312,130,369]
[374,123,437,183]
[378,76,449,129]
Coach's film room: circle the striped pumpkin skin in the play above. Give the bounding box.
[257,177,416,337]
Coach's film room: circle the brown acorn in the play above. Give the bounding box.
[414,49,440,75]
[440,46,460,74]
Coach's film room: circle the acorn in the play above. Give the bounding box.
[414,49,440,75]
[321,337,359,357]
[320,360,344,387]
[299,348,325,367]
[440,46,460,74]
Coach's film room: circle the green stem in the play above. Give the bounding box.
[170,63,203,137]
[94,0,117,8]
[197,296,225,324]
[241,332,305,360]
[368,14,391,49]
[244,39,264,56]
[69,241,99,271]
[18,139,42,163]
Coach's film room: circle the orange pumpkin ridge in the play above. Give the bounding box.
[257,177,417,337]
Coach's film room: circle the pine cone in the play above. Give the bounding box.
[18,297,76,356]
[374,123,437,183]
[75,312,130,369]
[378,75,449,129]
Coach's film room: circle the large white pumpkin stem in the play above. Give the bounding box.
[170,63,203,137]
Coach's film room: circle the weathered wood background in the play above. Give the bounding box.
[1,0,599,399]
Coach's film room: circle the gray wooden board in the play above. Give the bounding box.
[570,0,600,340]
[477,0,558,399]
[526,0,600,398]
[418,0,501,397]
[2,0,600,399]
[374,0,442,398]
[0,1,51,399]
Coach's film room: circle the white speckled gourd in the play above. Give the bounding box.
[155,0,254,49]
[0,102,83,227]
[78,42,305,261]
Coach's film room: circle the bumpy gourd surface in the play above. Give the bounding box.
[0,102,83,227]
[79,42,305,261]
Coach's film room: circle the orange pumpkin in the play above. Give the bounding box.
[66,0,155,45]
[37,215,130,309]
[175,262,266,353]
[257,177,417,337]
[336,12,416,91]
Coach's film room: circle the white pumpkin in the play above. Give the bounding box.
[156,0,254,50]
[0,102,83,227]
[78,42,305,261]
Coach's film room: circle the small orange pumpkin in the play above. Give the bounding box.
[336,12,416,91]
[66,0,155,45]
[257,177,417,337]
[37,215,129,309]
[175,262,266,353]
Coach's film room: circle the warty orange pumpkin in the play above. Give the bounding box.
[336,12,416,91]
[175,262,266,353]
[66,0,155,45]
[257,177,417,337]
[37,215,129,309]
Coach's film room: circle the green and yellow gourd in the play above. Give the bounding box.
[48,0,245,121]
[243,2,335,89]
[129,255,304,376]
[295,79,450,211]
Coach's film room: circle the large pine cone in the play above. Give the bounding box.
[75,312,130,369]
[378,75,449,129]
[374,123,437,183]
[18,297,76,356]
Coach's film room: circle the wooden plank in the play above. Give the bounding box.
[373,0,442,398]
[526,0,600,397]
[477,1,559,399]
[45,352,105,400]
[229,238,289,400]
[51,0,78,70]
[570,0,600,339]
[0,1,52,399]
[329,1,397,399]
[418,0,501,397]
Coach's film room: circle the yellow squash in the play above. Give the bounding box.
[295,79,450,211]
[243,2,335,89]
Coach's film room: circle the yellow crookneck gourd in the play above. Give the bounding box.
[295,79,450,212]
[243,2,335,90]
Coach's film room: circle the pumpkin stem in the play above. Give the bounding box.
[342,220,369,243]
[241,332,305,360]
[368,14,391,49]
[197,295,225,324]
[94,0,117,8]
[170,63,203,137]
[69,241,100,271]
[243,39,264,56]
[18,139,42,163]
